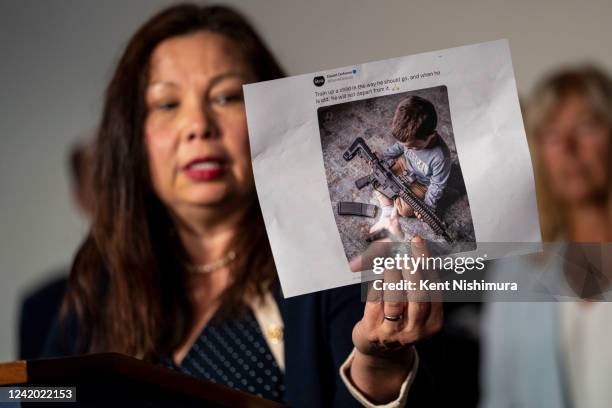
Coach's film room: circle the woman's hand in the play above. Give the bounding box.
[348,229,443,403]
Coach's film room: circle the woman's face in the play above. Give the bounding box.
[538,94,611,205]
[145,31,256,213]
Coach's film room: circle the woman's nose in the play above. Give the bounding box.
[183,104,217,142]
[556,130,579,154]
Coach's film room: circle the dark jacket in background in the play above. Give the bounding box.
[18,272,68,359]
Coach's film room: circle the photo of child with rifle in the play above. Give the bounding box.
[319,85,474,257]
[370,95,452,233]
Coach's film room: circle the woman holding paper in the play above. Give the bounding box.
[481,66,612,408]
[44,4,442,407]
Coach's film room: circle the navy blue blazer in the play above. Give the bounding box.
[43,284,430,407]
[19,273,68,359]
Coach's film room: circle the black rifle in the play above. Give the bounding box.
[343,137,453,243]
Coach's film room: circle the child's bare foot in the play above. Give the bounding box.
[373,190,393,206]
[369,205,397,233]
[366,212,404,241]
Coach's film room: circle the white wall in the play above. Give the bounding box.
[1,0,611,360]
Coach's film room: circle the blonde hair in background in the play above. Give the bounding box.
[525,65,612,241]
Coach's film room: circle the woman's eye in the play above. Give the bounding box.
[540,130,565,149]
[212,92,244,106]
[153,101,179,111]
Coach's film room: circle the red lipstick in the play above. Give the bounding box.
[183,157,226,181]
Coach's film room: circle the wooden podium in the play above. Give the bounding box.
[0,353,287,407]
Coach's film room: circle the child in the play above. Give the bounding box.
[370,95,451,233]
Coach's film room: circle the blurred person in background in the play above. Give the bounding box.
[481,65,612,408]
[18,139,95,359]
[43,4,444,407]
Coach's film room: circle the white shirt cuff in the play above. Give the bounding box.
[339,347,418,408]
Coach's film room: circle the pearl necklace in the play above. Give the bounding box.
[186,250,237,274]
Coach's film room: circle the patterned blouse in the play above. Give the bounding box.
[163,309,285,403]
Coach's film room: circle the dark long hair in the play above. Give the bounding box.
[63,4,285,361]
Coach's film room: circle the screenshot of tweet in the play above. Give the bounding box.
[244,40,541,297]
